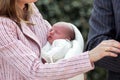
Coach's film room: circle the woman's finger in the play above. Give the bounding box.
[104,47,120,53]
[102,40,120,49]
[105,52,118,57]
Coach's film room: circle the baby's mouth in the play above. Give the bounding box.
[47,36,52,40]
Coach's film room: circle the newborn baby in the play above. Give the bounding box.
[41,22,75,63]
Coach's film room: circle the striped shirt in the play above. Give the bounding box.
[0,3,94,80]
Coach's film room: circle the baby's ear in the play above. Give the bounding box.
[67,36,71,41]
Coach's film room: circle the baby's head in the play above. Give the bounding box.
[47,22,75,44]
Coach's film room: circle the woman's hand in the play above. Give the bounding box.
[89,40,120,62]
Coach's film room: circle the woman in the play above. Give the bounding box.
[0,0,120,80]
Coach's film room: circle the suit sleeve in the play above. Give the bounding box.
[85,0,120,72]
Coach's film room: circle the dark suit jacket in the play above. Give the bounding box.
[85,0,120,80]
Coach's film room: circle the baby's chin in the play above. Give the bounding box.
[47,39,53,44]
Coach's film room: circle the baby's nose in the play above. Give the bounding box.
[47,31,53,37]
[49,30,54,34]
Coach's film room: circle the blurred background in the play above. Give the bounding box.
[35,0,107,80]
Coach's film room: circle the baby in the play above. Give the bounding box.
[41,22,75,63]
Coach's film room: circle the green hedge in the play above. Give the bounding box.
[35,0,107,80]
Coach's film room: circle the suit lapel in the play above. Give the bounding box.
[20,21,41,48]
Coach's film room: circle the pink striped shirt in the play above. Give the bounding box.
[0,3,94,80]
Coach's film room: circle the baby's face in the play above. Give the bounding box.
[47,26,69,44]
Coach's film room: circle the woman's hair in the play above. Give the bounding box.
[0,0,32,24]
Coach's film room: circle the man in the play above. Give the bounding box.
[85,0,120,80]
